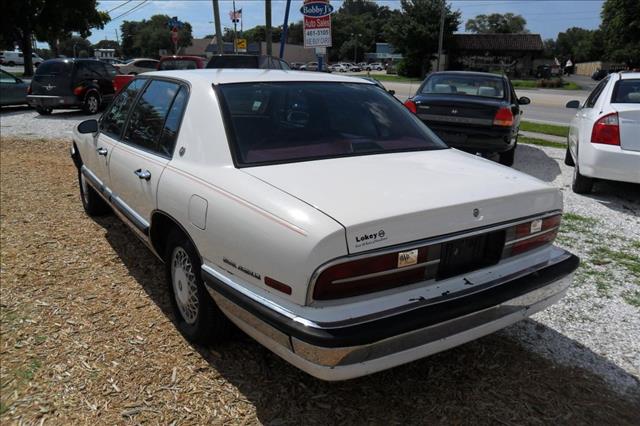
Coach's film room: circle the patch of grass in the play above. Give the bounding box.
[520,121,569,137]
[512,79,581,90]
[0,401,8,415]
[590,246,640,278]
[16,359,42,381]
[519,136,565,149]
[623,290,640,307]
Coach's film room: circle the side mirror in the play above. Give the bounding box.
[566,100,581,109]
[78,119,98,134]
[518,96,531,105]
[388,89,396,95]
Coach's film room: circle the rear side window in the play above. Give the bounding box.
[158,87,188,157]
[585,78,609,108]
[611,79,640,103]
[100,79,147,138]
[219,82,447,166]
[123,80,182,154]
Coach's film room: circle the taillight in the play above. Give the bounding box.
[313,246,439,300]
[27,85,31,94]
[503,214,561,257]
[403,99,417,114]
[73,86,84,96]
[264,276,292,295]
[493,107,514,126]
[591,112,620,145]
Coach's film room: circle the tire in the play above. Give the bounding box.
[572,166,594,194]
[78,169,110,216]
[128,72,137,75]
[498,143,516,166]
[564,146,575,166]
[83,92,100,114]
[7,61,15,66]
[36,106,52,115]
[165,231,231,344]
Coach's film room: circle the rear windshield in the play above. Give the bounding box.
[611,79,640,103]
[159,59,198,70]
[218,82,447,167]
[421,74,506,99]
[35,61,71,76]
[207,56,258,69]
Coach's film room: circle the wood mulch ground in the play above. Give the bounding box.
[1,137,639,424]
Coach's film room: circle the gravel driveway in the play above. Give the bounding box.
[0,107,100,139]
[1,110,639,423]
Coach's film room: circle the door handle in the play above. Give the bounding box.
[134,169,151,181]
[96,147,108,156]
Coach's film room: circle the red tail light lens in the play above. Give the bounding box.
[403,99,417,114]
[591,112,620,145]
[313,247,436,300]
[265,276,292,295]
[73,86,84,96]
[493,107,514,126]
[503,214,561,257]
[27,85,31,95]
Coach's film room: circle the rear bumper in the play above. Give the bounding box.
[27,94,81,109]
[579,143,640,184]
[422,121,515,153]
[202,248,578,381]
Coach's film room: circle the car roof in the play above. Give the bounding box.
[145,68,376,85]
[619,72,640,80]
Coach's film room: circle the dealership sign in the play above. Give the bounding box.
[301,1,333,48]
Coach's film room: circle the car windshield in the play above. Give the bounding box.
[218,82,447,167]
[421,74,506,99]
[611,79,640,103]
[159,59,198,70]
[207,56,258,68]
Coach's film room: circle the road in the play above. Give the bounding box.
[380,80,588,125]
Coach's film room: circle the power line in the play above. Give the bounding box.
[107,0,133,14]
[110,0,150,22]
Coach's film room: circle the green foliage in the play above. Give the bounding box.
[57,36,93,58]
[520,121,569,138]
[243,25,283,43]
[0,0,109,75]
[384,0,461,78]
[600,0,640,67]
[555,27,604,63]
[465,13,528,34]
[121,15,193,58]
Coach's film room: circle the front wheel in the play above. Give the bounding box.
[78,170,110,216]
[165,232,231,344]
[83,92,100,114]
[36,106,52,115]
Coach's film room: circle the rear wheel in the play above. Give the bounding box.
[7,61,15,66]
[572,165,594,194]
[78,170,110,216]
[564,146,575,166]
[165,231,231,344]
[83,92,100,114]
[36,106,52,115]
[498,143,516,166]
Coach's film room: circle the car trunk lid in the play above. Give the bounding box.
[244,149,561,254]
[611,104,640,152]
[31,61,73,96]
[413,95,505,127]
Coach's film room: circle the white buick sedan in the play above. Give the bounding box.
[566,72,640,193]
[71,69,578,380]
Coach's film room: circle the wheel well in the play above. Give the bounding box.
[71,142,82,169]
[149,212,199,262]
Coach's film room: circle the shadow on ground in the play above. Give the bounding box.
[96,215,640,424]
[513,144,562,183]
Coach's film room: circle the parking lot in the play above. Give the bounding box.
[1,102,639,423]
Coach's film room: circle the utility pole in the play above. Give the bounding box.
[265,0,272,55]
[115,29,119,44]
[212,0,223,54]
[436,0,445,71]
[232,0,238,54]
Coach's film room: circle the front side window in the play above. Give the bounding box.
[420,74,506,99]
[100,79,147,138]
[219,82,447,167]
[611,79,640,103]
[123,79,181,153]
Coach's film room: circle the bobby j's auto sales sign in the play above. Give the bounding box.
[301,0,333,48]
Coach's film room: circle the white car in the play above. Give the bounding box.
[329,64,348,72]
[0,50,44,67]
[114,58,159,75]
[566,72,640,193]
[71,69,578,381]
[365,62,384,71]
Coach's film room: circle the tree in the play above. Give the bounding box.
[93,39,122,57]
[243,25,283,43]
[0,0,109,76]
[58,36,93,58]
[600,0,640,67]
[384,0,461,77]
[465,13,528,34]
[286,21,304,45]
[555,27,604,64]
[121,15,193,58]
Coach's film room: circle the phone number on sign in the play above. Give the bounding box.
[304,29,332,47]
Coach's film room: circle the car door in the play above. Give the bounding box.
[108,79,188,234]
[85,78,148,190]
[0,70,26,105]
[570,77,609,159]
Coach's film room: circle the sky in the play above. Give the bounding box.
[85,0,604,45]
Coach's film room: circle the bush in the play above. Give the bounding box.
[536,77,564,88]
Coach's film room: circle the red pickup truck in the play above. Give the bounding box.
[112,55,206,93]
